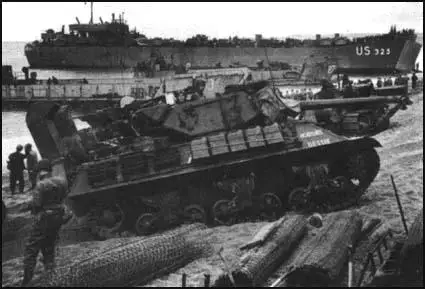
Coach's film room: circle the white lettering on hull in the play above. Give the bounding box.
[356,46,391,56]
[299,129,323,139]
[306,138,331,148]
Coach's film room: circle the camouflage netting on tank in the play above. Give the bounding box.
[33,223,212,287]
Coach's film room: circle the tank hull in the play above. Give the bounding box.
[25,39,422,74]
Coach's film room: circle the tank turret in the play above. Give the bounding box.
[26,82,382,239]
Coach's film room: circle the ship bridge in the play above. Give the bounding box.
[69,22,129,34]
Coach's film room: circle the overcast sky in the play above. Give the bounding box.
[2,2,423,42]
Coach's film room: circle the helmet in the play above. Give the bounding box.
[37,159,52,173]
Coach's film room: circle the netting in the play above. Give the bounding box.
[35,223,212,287]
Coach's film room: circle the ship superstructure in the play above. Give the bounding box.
[24,4,422,73]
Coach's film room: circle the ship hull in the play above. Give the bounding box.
[25,39,421,74]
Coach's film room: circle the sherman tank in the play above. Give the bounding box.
[285,94,412,136]
[277,77,412,136]
[26,81,382,239]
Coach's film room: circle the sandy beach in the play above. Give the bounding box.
[2,89,423,287]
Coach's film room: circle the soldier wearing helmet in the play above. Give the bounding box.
[21,158,72,286]
[24,143,39,190]
[7,144,26,195]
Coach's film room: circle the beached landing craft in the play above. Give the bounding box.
[26,81,382,239]
[24,3,421,74]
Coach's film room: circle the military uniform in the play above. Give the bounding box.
[25,144,39,190]
[412,73,418,89]
[21,160,71,287]
[8,145,26,195]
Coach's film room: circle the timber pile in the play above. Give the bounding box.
[213,215,308,287]
[276,210,363,287]
[33,223,212,287]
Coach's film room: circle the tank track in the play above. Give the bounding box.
[79,145,380,240]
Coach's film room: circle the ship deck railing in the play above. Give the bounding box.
[1,70,288,100]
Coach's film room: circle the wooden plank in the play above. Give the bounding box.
[262,123,284,145]
[190,137,210,159]
[245,126,265,148]
[208,132,229,155]
[227,130,247,152]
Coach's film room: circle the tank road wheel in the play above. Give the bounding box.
[260,193,283,220]
[183,205,207,224]
[89,203,125,240]
[134,213,156,236]
[212,199,236,226]
[288,187,310,212]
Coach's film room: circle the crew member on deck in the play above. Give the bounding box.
[376,77,383,88]
[342,74,350,87]
[395,74,404,86]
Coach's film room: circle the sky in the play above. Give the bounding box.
[2,2,423,42]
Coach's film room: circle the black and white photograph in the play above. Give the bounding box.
[2,1,423,287]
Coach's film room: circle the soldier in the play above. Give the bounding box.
[342,74,350,88]
[395,74,404,86]
[411,72,418,90]
[24,143,39,190]
[21,159,72,287]
[7,145,26,195]
[343,80,355,99]
[376,77,383,88]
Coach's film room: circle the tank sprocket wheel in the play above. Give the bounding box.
[288,187,310,212]
[88,203,126,240]
[212,199,236,226]
[346,148,380,191]
[358,115,373,135]
[327,147,380,210]
[260,193,283,220]
[134,213,157,236]
[330,176,354,196]
[315,176,355,212]
[183,204,207,224]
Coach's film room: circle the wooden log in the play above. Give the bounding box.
[239,216,286,251]
[281,210,363,287]
[214,214,308,287]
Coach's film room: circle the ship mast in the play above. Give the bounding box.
[90,2,93,24]
[85,1,94,24]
